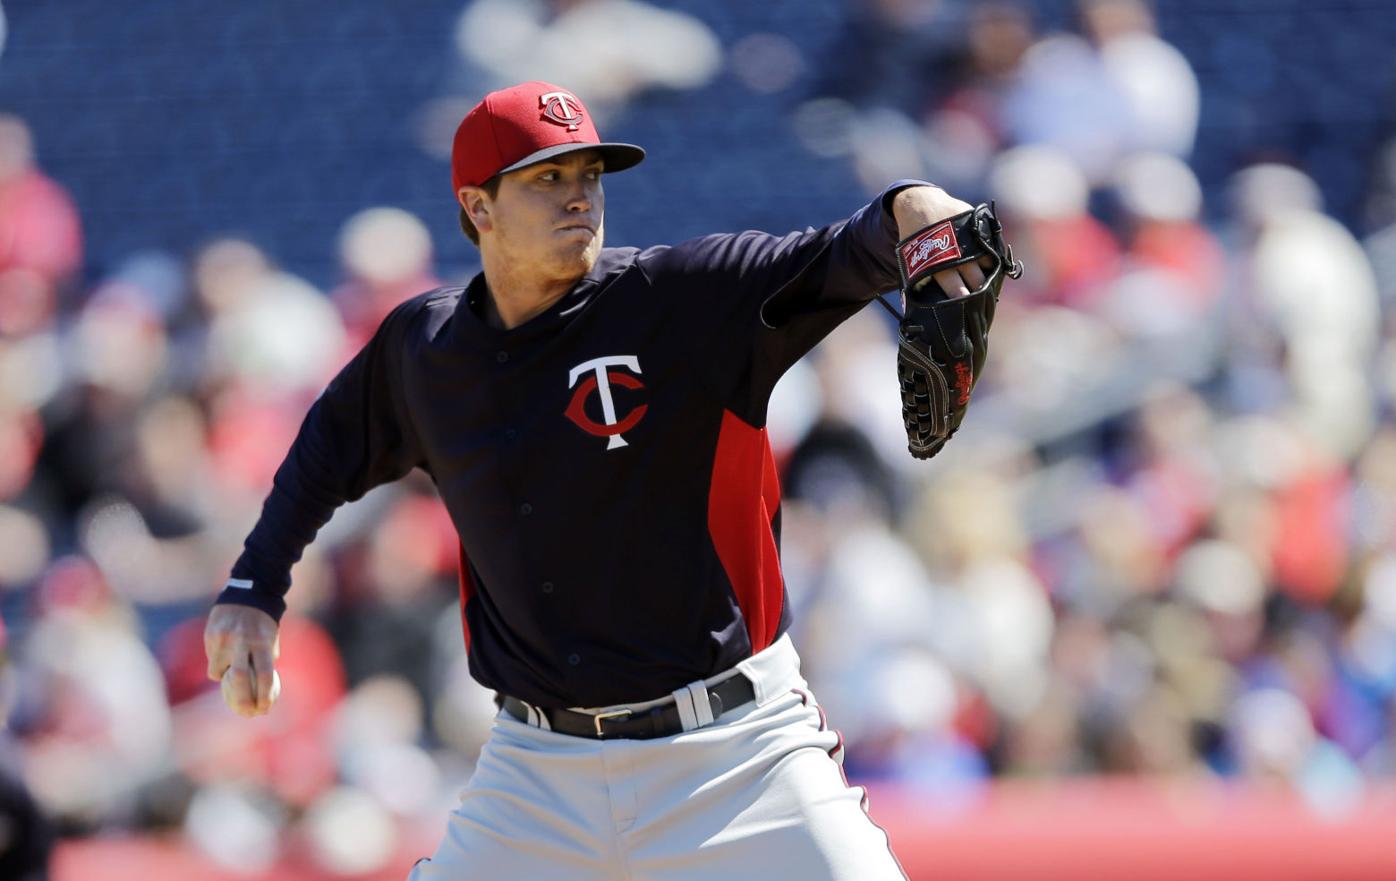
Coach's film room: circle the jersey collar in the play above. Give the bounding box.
[451,247,639,347]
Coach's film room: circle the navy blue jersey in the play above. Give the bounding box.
[215,181,927,709]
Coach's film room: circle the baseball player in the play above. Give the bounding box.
[204,80,1003,880]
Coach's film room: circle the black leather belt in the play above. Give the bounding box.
[501,674,756,740]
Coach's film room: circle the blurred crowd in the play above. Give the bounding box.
[3,0,1396,876]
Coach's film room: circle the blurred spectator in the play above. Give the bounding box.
[999,0,1197,184]
[988,145,1122,309]
[1229,163,1380,460]
[1000,32,1132,184]
[194,238,348,501]
[324,491,459,702]
[0,612,55,881]
[1173,540,1266,665]
[455,0,721,118]
[1079,0,1199,158]
[12,561,173,828]
[1342,552,1396,769]
[33,284,174,528]
[801,309,909,475]
[1119,383,1217,559]
[917,2,1035,192]
[196,238,347,400]
[1109,152,1224,331]
[1229,687,1364,815]
[0,115,82,296]
[331,208,441,349]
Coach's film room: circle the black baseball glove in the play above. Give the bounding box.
[876,202,1023,460]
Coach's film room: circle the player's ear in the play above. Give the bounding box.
[459,186,493,234]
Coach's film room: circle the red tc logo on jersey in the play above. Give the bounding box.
[901,220,960,277]
[565,355,648,450]
[540,91,584,131]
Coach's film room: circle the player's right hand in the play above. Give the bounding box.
[204,604,281,717]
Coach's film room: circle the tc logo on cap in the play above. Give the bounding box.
[540,91,584,131]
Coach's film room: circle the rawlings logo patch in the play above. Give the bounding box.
[901,220,960,278]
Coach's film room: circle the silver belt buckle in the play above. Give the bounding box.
[592,708,632,737]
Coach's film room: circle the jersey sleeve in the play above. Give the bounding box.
[642,179,932,422]
[213,298,427,621]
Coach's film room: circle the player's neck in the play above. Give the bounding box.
[478,260,581,330]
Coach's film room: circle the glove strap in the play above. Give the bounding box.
[895,202,1025,298]
[896,209,979,293]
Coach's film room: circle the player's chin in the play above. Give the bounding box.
[553,231,602,269]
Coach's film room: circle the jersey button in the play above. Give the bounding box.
[519,502,533,516]
[496,351,509,364]
[567,653,581,666]
[504,428,517,442]
[541,581,554,594]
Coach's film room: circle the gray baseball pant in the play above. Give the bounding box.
[407,634,907,880]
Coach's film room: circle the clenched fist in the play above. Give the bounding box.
[204,603,281,717]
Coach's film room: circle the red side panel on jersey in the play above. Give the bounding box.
[457,541,475,652]
[708,409,784,654]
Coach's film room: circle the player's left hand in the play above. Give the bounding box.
[891,185,991,300]
[886,199,1023,460]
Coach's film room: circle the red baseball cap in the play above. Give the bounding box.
[451,81,645,195]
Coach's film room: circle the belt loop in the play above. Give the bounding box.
[520,700,551,731]
[687,682,715,727]
[671,683,698,731]
[671,680,714,731]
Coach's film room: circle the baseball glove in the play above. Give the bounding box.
[876,202,1023,460]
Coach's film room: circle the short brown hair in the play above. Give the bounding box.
[458,176,501,246]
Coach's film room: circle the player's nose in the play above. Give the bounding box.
[563,184,592,213]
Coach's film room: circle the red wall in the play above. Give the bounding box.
[53,781,1396,881]
[874,780,1396,881]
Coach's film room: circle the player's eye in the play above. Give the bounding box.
[585,169,602,181]
[538,170,559,182]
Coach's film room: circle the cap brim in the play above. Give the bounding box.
[459,142,644,237]
[496,142,645,177]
